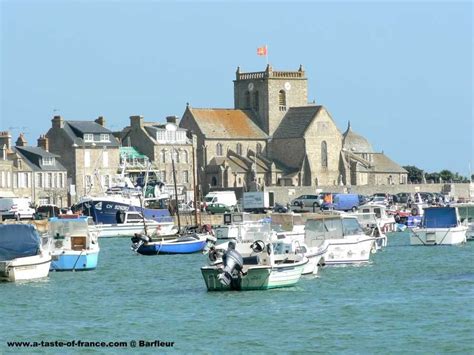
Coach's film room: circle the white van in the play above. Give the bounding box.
[203,191,237,209]
[0,198,35,220]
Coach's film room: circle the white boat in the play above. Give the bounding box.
[357,204,396,233]
[346,210,388,251]
[0,224,51,282]
[452,203,474,241]
[95,211,177,238]
[202,220,308,291]
[410,207,467,245]
[304,214,376,265]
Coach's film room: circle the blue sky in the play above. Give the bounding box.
[1,1,472,176]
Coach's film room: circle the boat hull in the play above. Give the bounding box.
[321,237,375,266]
[137,239,206,255]
[410,227,467,245]
[201,261,306,291]
[50,249,100,271]
[97,222,175,238]
[0,253,51,282]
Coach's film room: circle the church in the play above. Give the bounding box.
[179,64,407,193]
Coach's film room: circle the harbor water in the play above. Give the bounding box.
[1,232,473,353]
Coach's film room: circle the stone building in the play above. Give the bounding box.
[0,132,14,197]
[180,64,407,193]
[119,115,196,201]
[46,115,120,203]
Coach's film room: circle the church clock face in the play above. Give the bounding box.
[284,82,291,91]
[248,82,254,91]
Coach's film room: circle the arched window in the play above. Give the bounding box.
[256,143,262,154]
[211,176,217,186]
[183,150,189,163]
[236,143,242,155]
[216,143,223,156]
[321,141,328,168]
[253,91,259,111]
[279,90,286,111]
[173,149,179,163]
[245,91,251,108]
[160,149,166,163]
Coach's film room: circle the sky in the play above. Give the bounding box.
[1,0,472,176]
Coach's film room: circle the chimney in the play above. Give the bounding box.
[166,116,179,124]
[0,131,11,149]
[15,133,27,147]
[52,115,64,129]
[37,135,49,151]
[130,115,144,129]
[95,116,106,127]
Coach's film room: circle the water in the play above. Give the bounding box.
[1,232,473,353]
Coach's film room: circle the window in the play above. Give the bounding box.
[156,130,166,142]
[48,173,53,188]
[103,151,109,167]
[0,171,4,188]
[279,90,287,111]
[211,176,217,186]
[42,157,54,166]
[160,149,166,163]
[182,171,189,184]
[161,170,167,183]
[84,134,94,142]
[321,141,328,168]
[100,134,110,142]
[60,173,65,188]
[236,143,242,155]
[183,150,189,163]
[84,151,91,167]
[216,143,223,156]
[85,175,92,189]
[254,91,259,111]
[173,149,179,163]
[36,173,42,188]
[245,91,251,108]
[256,143,262,154]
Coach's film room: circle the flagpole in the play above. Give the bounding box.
[266,45,269,66]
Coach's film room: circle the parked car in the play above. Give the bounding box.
[393,192,412,204]
[367,196,388,206]
[291,194,322,208]
[35,204,60,219]
[272,203,289,213]
[0,198,35,220]
[321,193,360,212]
[206,203,233,214]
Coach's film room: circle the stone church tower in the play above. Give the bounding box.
[233,64,308,136]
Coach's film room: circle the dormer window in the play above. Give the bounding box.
[42,157,54,166]
[100,134,110,142]
[84,134,94,142]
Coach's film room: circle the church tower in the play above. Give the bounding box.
[233,64,308,136]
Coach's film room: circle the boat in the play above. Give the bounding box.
[357,204,396,233]
[304,214,376,266]
[347,210,388,250]
[452,203,474,241]
[0,224,51,282]
[201,220,308,291]
[95,210,176,238]
[410,206,467,245]
[48,216,100,271]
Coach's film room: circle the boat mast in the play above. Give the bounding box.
[192,145,199,226]
[140,163,150,236]
[172,155,181,232]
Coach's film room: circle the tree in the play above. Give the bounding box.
[439,170,454,182]
[403,165,424,183]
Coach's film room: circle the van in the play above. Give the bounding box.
[321,193,360,212]
[203,191,237,210]
[0,198,35,220]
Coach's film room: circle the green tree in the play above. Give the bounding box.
[403,165,424,183]
[439,170,453,182]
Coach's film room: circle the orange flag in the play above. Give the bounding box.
[257,45,267,56]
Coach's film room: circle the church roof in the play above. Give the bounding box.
[187,108,267,139]
[371,153,407,173]
[342,121,373,153]
[272,106,322,139]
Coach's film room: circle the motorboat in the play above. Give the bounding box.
[48,216,100,271]
[410,207,467,245]
[201,221,308,291]
[453,203,474,241]
[357,204,396,233]
[95,211,176,238]
[0,224,51,282]
[304,214,376,266]
[346,211,388,251]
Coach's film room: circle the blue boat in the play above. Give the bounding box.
[132,234,209,255]
[48,216,100,271]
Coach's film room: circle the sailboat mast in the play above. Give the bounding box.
[172,156,181,232]
[192,146,199,226]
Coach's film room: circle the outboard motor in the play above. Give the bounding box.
[217,241,243,286]
[131,233,152,252]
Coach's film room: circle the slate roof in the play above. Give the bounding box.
[63,121,120,147]
[14,146,66,171]
[188,108,267,139]
[371,153,407,173]
[272,106,322,139]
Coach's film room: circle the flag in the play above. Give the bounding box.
[257,45,267,56]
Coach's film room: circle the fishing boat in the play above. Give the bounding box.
[201,221,308,291]
[95,210,176,238]
[410,207,467,245]
[304,214,376,266]
[48,216,100,271]
[0,224,51,282]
